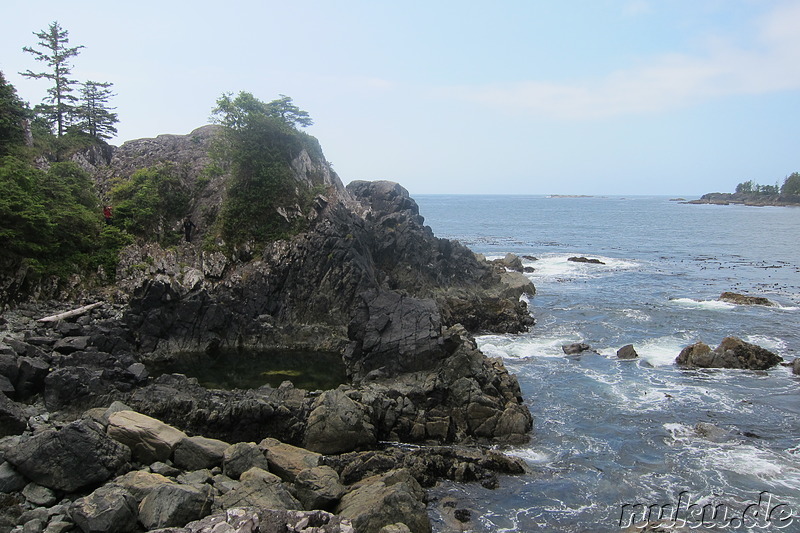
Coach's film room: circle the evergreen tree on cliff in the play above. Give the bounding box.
[74,80,118,140]
[20,21,84,137]
[0,71,29,156]
[211,91,320,245]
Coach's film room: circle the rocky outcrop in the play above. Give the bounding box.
[719,292,775,307]
[687,192,800,207]
[676,337,783,370]
[567,256,605,265]
[616,344,638,360]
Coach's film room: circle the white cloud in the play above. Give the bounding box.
[445,2,800,120]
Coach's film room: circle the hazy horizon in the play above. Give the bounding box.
[3,1,799,196]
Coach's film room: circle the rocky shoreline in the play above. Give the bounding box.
[0,126,539,532]
[685,192,800,207]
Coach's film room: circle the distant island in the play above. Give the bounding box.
[688,174,800,206]
[547,194,594,198]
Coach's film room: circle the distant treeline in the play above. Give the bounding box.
[735,173,800,196]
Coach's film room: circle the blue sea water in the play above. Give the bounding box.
[413,195,800,532]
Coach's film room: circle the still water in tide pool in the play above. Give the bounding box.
[414,195,800,532]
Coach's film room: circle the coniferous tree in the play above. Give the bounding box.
[0,71,29,155]
[20,21,84,137]
[76,80,118,140]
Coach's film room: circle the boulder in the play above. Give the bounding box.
[14,356,49,400]
[719,292,775,307]
[260,439,321,483]
[0,374,14,397]
[173,435,230,471]
[69,484,139,533]
[304,390,376,454]
[182,508,355,533]
[336,469,430,533]
[293,465,346,511]
[562,343,595,355]
[22,482,57,506]
[0,461,26,493]
[793,358,800,376]
[223,442,271,480]
[4,419,130,492]
[137,483,213,530]
[0,394,28,437]
[113,471,175,503]
[53,336,91,354]
[617,344,638,360]
[107,410,187,464]
[568,256,605,265]
[217,467,300,511]
[492,253,524,272]
[676,337,782,370]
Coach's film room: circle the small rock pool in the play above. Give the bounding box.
[149,349,348,391]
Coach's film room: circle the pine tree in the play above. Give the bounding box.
[76,80,118,140]
[0,71,30,155]
[20,21,84,137]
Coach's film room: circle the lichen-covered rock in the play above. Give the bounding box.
[260,438,322,482]
[293,465,346,511]
[69,484,139,533]
[137,483,213,530]
[107,410,187,464]
[223,442,271,480]
[216,467,300,511]
[336,469,430,533]
[304,389,377,454]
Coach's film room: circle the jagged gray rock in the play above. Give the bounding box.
[304,389,376,454]
[137,483,213,530]
[222,442,271,480]
[173,435,230,471]
[4,419,130,492]
[336,469,430,533]
[69,484,139,533]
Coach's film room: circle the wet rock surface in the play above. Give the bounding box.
[676,337,783,370]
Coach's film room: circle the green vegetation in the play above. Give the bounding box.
[734,174,800,198]
[210,91,324,247]
[110,163,190,245]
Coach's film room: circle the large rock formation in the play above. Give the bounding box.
[676,337,783,370]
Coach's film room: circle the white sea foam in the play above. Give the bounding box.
[522,253,638,284]
[628,336,691,367]
[669,297,736,311]
[478,332,583,359]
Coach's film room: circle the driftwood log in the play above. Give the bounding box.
[37,302,104,323]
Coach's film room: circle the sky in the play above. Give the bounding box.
[2,0,799,196]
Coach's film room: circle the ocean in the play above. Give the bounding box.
[413,195,800,532]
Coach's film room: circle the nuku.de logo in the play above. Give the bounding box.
[619,490,795,529]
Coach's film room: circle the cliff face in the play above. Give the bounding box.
[2,126,535,448]
[99,126,536,446]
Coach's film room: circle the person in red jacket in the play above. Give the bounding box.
[103,206,112,225]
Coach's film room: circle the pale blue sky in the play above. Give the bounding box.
[2,1,799,195]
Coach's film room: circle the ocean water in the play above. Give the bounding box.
[414,195,800,532]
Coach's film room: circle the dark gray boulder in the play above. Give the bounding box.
[70,484,139,533]
[562,343,595,355]
[137,483,213,530]
[4,419,131,492]
[0,394,28,437]
[617,344,638,360]
[222,442,271,480]
[676,337,782,370]
[173,435,230,471]
[568,256,605,265]
[719,292,775,306]
[0,462,26,493]
[14,356,49,400]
